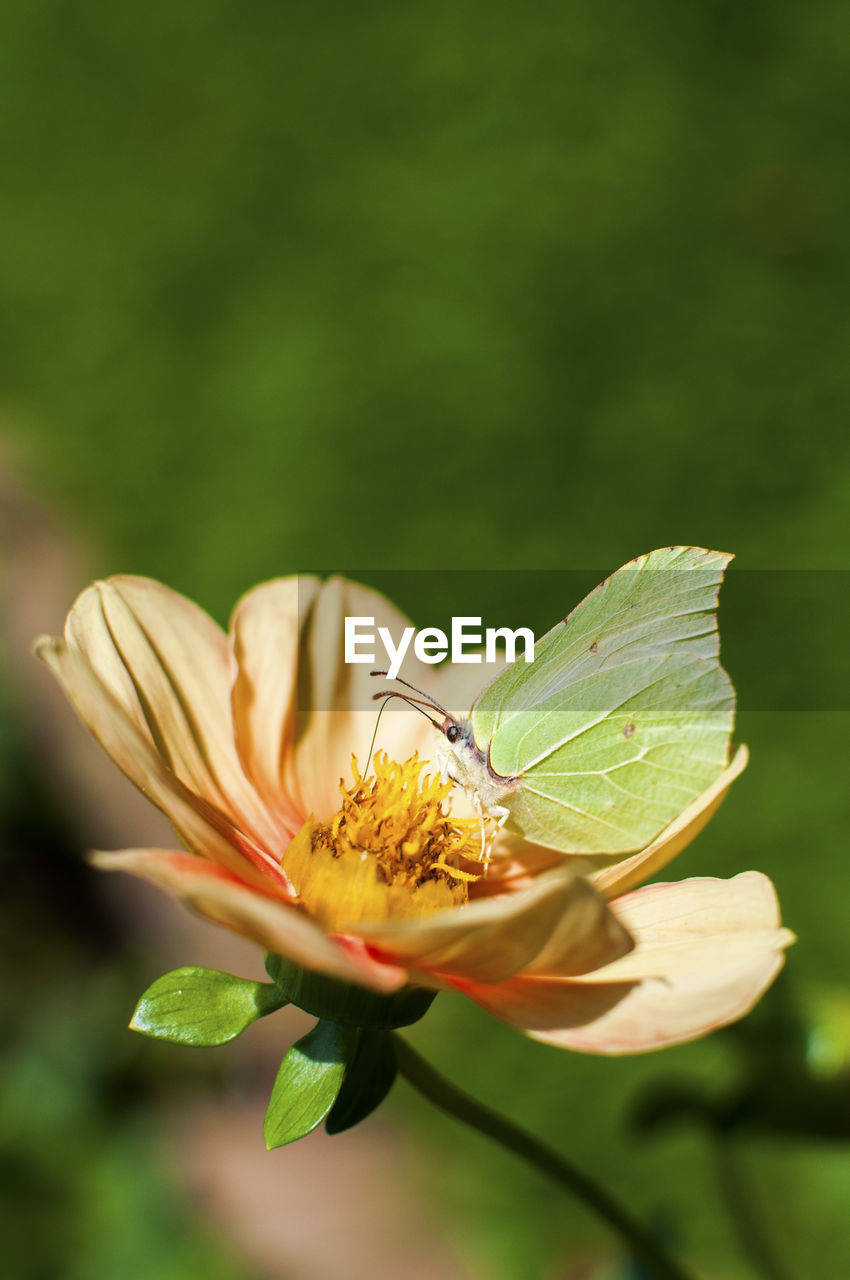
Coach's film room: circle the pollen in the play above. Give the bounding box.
[282,752,487,931]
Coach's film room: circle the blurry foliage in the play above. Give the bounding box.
[0,685,253,1280]
[2,1,850,600]
[2,0,850,1277]
[628,972,850,1157]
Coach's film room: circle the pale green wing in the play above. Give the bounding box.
[470,547,735,854]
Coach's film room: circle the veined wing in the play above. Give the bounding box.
[471,547,735,853]
[498,651,734,851]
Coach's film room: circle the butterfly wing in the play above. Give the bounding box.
[470,547,735,854]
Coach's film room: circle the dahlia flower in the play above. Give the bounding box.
[34,574,792,1054]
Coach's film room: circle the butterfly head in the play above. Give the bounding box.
[437,714,477,771]
[441,717,465,745]
[436,712,491,787]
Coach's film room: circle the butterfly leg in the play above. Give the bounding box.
[478,804,509,870]
[490,803,510,829]
[473,792,489,866]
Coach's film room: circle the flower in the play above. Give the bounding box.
[34,575,793,1054]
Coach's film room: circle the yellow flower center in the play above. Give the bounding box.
[282,752,486,931]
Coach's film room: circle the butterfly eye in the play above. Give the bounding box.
[446,724,460,744]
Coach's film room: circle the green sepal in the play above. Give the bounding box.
[264,1020,356,1149]
[130,966,287,1046]
[265,952,437,1029]
[325,1027,397,1135]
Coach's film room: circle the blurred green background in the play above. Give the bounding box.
[2,2,849,1277]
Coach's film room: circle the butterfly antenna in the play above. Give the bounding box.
[370,669,450,717]
[365,690,443,773]
[363,696,388,775]
[371,689,443,728]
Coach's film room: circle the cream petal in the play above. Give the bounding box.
[91,848,407,993]
[34,636,292,895]
[590,745,749,898]
[63,577,283,851]
[531,951,786,1054]
[455,872,793,1054]
[450,973,635,1038]
[353,867,633,985]
[287,577,436,819]
[229,577,318,830]
[577,871,795,982]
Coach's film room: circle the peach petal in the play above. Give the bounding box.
[287,577,435,819]
[578,871,795,982]
[590,744,749,898]
[456,872,793,1053]
[532,951,786,1053]
[63,577,283,850]
[229,577,318,831]
[91,848,407,993]
[450,973,636,1036]
[34,636,291,895]
[354,867,633,984]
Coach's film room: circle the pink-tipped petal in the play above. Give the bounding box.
[354,867,633,984]
[229,577,318,832]
[63,577,284,851]
[585,870,795,981]
[91,848,407,993]
[450,973,636,1036]
[455,872,793,1053]
[34,636,292,895]
[286,577,435,819]
[533,951,786,1054]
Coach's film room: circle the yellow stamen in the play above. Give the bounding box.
[282,752,489,931]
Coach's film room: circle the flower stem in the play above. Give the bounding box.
[711,1133,793,1280]
[392,1035,696,1280]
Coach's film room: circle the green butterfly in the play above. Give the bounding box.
[390,547,735,856]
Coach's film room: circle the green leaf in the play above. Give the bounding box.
[325,1028,397,1135]
[264,1020,356,1149]
[130,967,287,1046]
